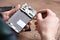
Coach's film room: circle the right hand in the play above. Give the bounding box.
[35,9,59,40]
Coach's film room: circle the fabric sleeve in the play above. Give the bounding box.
[0,12,3,18]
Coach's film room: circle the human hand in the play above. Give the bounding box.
[2,4,31,32]
[2,4,20,21]
[35,9,59,40]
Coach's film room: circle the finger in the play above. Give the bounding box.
[38,9,56,16]
[28,22,31,25]
[28,21,32,25]
[33,16,37,20]
[47,9,56,16]
[3,15,9,21]
[37,9,47,14]
[37,13,43,21]
[21,29,25,32]
[34,20,37,25]
[24,25,30,30]
[35,22,38,25]
[37,9,48,18]
[8,4,20,17]
[35,25,38,30]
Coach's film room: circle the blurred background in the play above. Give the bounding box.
[0,0,60,40]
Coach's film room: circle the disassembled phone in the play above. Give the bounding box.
[6,3,37,33]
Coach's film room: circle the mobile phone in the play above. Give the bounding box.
[6,3,36,33]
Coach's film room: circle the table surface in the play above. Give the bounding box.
[0,0,60,40]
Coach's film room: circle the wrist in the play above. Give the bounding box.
[46,34,56,40]
[40,31,56,40]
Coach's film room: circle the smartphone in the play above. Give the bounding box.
[6,3,36,33]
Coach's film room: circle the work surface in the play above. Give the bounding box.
[0,0,60,40]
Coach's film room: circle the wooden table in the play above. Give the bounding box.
[0,0,60,40]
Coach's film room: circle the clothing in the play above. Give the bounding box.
[0,13,18,40]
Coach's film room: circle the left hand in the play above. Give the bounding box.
[2,4,31,32]
[2,4,20,21]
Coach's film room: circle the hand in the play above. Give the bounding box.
[35,9,59,40]
[2,4,31,32]
[2,4,20,21]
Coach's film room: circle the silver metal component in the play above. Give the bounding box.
[21,3,36,18]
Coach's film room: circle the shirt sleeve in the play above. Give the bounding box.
[0,12,3,18]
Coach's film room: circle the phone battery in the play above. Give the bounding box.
[7,3,36,33]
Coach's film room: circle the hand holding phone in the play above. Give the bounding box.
[7,3,37,33]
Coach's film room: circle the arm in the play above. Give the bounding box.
[0,4,20,40]
[0,4,31,40]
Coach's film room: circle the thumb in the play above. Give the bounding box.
[37,13,43,21]
[47,9,56,16]
[8,4,20,17]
